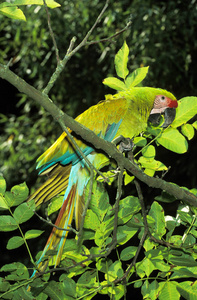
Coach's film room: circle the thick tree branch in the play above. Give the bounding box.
[0,64,197,207]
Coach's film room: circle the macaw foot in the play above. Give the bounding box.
[112,135,134,153]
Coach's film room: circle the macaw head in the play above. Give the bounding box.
[149,94,178,127]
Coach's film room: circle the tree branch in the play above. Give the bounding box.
[0,64,197,207]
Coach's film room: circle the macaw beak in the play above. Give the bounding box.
[148,107,176,128]
[161,107,176,127]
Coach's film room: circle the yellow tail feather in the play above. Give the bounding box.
[28,164,71,206]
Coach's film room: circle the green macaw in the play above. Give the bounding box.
[29,86,178,275]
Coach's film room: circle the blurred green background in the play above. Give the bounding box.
[0,0,197,191]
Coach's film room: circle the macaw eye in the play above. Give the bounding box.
[161,96,166,100]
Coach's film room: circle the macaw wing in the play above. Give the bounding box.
[36,96,128,174]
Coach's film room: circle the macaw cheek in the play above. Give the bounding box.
[148,107,176,128]
[161,107,176,128]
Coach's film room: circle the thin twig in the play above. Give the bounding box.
[43,0,60,64]
[134,180,149,230]
[108,164,124,250]
[43,0,109,94]
[34,210,78,234]
[66,36,77,55]
[112,229,148,286]
[71,0,110,50]
[87,19,132,46]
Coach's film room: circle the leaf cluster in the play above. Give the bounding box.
[1,177,197,299]
[102,42,197,178]
[0,0,197,188]
[0,0,60,21]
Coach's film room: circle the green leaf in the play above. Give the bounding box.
[117,224,138,245]
[172,96,197,128]
[158,281,180,300]
[11,182,29,206]
[120,246,137,261]
[155,191,177,203]
[157,128,188,153]
[25,229,44,239]
[83,209,100,231]
[0,277,10,293]
[133,136,147,147]
[0,194,9,210]
[0,0,60,9]
[0,176,6,195]
[0,215,18,231]
[87,181,109,222]
[149,280,160,300]
[193,120,197,130]
[168,235,182,246]
[177,210,193,224]
[95,216,114,247]
[171,267,197,280]
[125,66,149,88]
[0,0,60,21]
[4,192,15,208]
[181,123,195,140]
[77,270,96,285]
[47,194,64,216]
[1,262,29,281]
[102,77,126,91]
[97,170,117,185]
[2,183,29,210]
[177,281,197,300]
[62,277,76,299]
[1,263,18,272]
[118,196,141,225]
[142,145,155,159]
[169,250,197,267]
[96,258,113,274]
[0,6,26,21]
[13,202,34,224]
[142,280,160,300]
[137,257,155,277]
[149,201,166,238]
[7,236,24,250]
[124,172,134,185]
[104,261,123,281]
[138,156,167,172]
[114,41,129,79]
[43,281,69,300]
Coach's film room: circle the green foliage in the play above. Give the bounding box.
[103,42,197,176]
[1,176,197,299]
[0,2,197,300]
[0,0,60,21]
[1,0,197,187]
[103,41,149,90]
